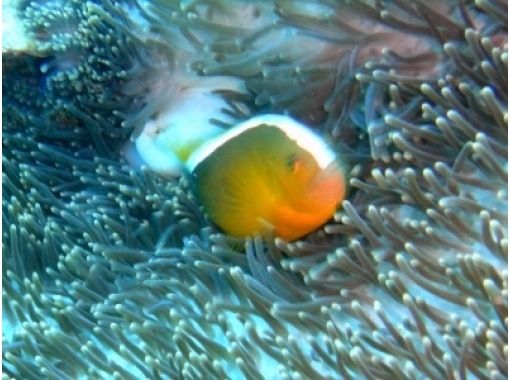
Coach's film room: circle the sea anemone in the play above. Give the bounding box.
[3,0,507,379]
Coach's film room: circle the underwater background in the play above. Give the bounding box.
[2,0,508,379]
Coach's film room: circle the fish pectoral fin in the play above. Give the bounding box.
[256,217,276,236]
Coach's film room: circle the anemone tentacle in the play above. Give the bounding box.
[3,0,507,379]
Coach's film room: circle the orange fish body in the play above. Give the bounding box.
[187,115,346,241]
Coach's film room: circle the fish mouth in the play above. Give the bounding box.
[307,163,346,207]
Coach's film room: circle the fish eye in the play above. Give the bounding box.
[286,153,298,171]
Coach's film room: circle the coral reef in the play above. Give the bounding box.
[3,0,507,379]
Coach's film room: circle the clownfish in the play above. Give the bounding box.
[186,115,347,241]
[125,75,246,176]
